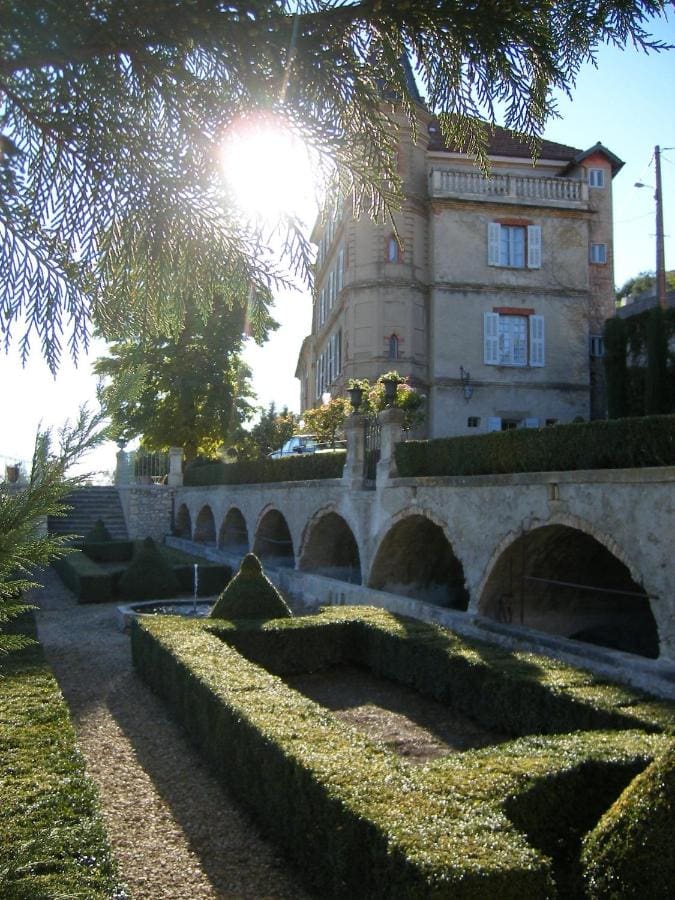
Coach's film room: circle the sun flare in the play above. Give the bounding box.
[220,112,319,224]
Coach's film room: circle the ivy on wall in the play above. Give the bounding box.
[603,308,675,418]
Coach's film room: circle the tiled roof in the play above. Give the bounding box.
[427,120,581,161]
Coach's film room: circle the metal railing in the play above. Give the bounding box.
[116,450,169,485]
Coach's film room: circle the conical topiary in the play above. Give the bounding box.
[118,536,180,601]
[84,518,112,544]
[209,553,291,620]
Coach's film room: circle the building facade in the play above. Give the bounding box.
[296,109,622,437]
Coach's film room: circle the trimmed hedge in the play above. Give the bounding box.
[52,549,114,603]
[53,541,230,602]
[581,744,675,898]
[0,615,124,897]
[396,414,675,478]
[118,537,180,601]
[132,608,674,898]
[210,553,291,620]
[82,539,134,563]
[184,450,346,486]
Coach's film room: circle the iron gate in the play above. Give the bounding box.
[363,415,381,485]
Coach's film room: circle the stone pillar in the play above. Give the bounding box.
[342,414,367,490]
[167,447,184,487]
[376,406,405,487]
[115,450,129,486]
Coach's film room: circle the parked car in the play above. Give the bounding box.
[268,435,319,458]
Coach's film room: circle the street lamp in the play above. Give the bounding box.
[635,144,672,310]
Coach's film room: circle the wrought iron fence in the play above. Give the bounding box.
[117,450,169,485]
[363,415,381,485]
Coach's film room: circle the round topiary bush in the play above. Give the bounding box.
[84,518,112,543]
[209,553,291,620]
[581,744,675,898]
[118,537,180,601]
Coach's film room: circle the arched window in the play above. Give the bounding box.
[388,334,399,360]
[387,235,400,262]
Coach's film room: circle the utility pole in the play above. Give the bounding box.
[654,145,667,309]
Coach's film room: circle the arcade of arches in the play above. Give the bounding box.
[172,500,665,661]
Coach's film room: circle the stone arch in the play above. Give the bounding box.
[174,503,192,539]
[253,507,295,567]
[368,511,468,610]
[478,520,659,658]
[193,505,216,544]
[218,507,249,553]
[299,508,361,583]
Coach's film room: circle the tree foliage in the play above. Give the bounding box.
[0,407,105,658]
[616,269,675,304]
[95,290,270,462]
[1,1,670,369]
[301,397,351,446]
[238,402,299,459]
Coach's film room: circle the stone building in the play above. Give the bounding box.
[296,103,622,436]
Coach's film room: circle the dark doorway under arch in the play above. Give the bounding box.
[174,504,191,539]
[253,509,294,568]
[194,505,216,544]
[479,525,658,658]
[369,515,468,610]
[219,508,249,554]
[300,512,361,583]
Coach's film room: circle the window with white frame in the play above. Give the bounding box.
[588,168,605,188]
[488,223,541,269]
[590,243,607,264]
[484,312,545,367]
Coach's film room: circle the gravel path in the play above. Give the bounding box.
[31,569,312,900]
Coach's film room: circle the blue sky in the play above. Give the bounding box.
[3,15,674,475]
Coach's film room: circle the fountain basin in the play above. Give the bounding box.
[117,598,215,631]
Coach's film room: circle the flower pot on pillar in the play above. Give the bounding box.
[347,385,364,412]
[376,406,405,486]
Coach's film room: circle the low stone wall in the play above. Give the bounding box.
[119,485,174,541]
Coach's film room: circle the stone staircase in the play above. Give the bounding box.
[48,486,128,540]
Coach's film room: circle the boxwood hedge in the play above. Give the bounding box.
[132,607,674,898]
[396,415,675,478]
[0,615,124,898]
[184,450,346,486]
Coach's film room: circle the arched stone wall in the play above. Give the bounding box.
[219,507,249,553]
[194,505,216,544]
[174,503,192,539]
[368,511,468,610]
[478,521,659,658]
[299,509,362,584]
[253,507,295,567]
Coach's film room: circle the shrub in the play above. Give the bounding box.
[52,550,114,602]
[210,553,291,620]
[82,539,134,563]
[184,451,346,486]
[0,615,123,897]
[84,518,112,543]
[396,415,675,477]
[581,743,675,898]
[174,562,231,596]
[131,610,673,898]
[118,537,180,601]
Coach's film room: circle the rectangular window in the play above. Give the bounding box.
[484,312,545,367]
[337,246,344,292]
[588,169,605,188]
[488,223,541,269]
[590,243,607,264]
[589,335,604,357]
[467,416,481,428]
[499,314,528,365]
